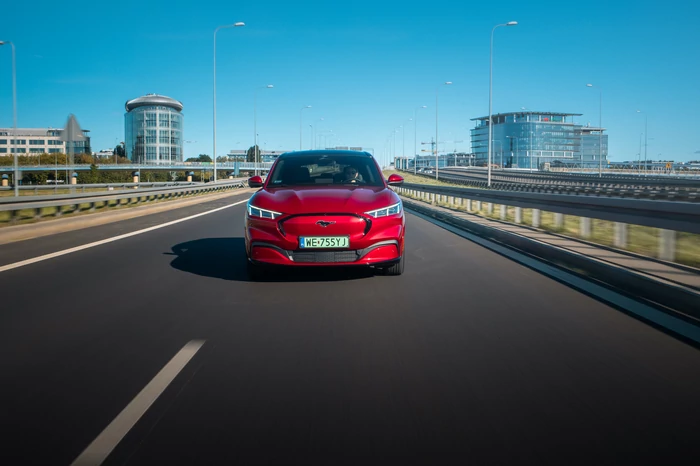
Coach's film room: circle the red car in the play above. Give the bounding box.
[244,150,405,279]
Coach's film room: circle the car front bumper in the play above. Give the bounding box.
[245,214,404,267]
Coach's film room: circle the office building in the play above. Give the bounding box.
[0,127,91,156]
[470,111,608,169]
[125,94,184,164]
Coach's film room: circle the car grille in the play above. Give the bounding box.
[290,250,361,263]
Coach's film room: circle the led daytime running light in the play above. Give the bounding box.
[247,202,282,219]
[364,202,402,218]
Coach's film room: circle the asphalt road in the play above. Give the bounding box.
[1,195,700,465]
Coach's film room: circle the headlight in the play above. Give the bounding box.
[364,201,402,218]
[247,202,282,219]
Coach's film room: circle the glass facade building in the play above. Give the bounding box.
[125,94,184,164]
[470,112,608,169]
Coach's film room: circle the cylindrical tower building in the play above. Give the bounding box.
[125,94,184,164]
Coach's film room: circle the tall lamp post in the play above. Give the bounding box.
[0,40,18,196]
[488,21,518,187]
[636,109,648,176]
[299,105,311,150]
[213,21,245,183]
[436,81,452,180]
[586,83,603,177]
[254,84,273,176]
[506,135,520,170]
[414,105,427,174]
[491,140,503,168]
[393,127,400,167]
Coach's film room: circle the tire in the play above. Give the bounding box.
[383,255,404,276]
[247,260,266,281]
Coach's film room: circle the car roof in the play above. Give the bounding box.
[277,150,374,159]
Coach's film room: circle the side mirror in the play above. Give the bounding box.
[387,174,404,186]
[248,175,263,188]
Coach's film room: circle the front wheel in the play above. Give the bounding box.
[382,255,404,276]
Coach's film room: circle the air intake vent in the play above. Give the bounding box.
[290,250,361,263]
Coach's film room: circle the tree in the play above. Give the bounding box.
[114,143,126,157]
[246,145,260,163]
[184,154,212,163]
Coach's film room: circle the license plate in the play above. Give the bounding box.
[299,236,349,249]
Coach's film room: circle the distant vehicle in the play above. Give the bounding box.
[46,180,65,184]
[245,150,406,279]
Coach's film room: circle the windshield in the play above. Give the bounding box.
[267,154,384,187]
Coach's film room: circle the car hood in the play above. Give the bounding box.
[251,186,399,214]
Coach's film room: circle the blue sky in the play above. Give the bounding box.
[1,0,699,164]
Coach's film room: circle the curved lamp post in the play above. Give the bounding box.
[488,21,517,187]
[213,21,245,182]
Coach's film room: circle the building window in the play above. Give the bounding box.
[146,130,157,144]
[30,148,44,153]
[30,139,45,145]
[15,148,26,153]
[48,140,63,145]
[11,139,27,145]
[159,146,170,160]
[48,149,61,153]
[0,148,6,153]
[159,130,170,144]
[0,139,6,144]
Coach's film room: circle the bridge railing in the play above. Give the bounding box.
[0,162,275,172]
[395,182,700,262]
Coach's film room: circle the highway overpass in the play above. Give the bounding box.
[0,161,275,173]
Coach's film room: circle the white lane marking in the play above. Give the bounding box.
[0,198,249,273]
[70,340,205,466]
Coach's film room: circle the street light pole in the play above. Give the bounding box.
[637,109,648,175]
[488,21,517,187]
[586,83,603,177]
[213,22,245,183]
[506,135,519,170]
[393,128,399,167]
[414,105,426,175]
[299,105,311,150]
[436,82,452,180]
[1,41,18,196]
[254,84,273,176]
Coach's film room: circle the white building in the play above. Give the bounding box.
[0,127,91,156]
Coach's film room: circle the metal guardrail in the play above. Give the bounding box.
[0,181,198,194]
[0,179,248,222]
[439,168,700,189]
[399,182,700,234]
[396,181,700,263]
[402,169,700,202]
